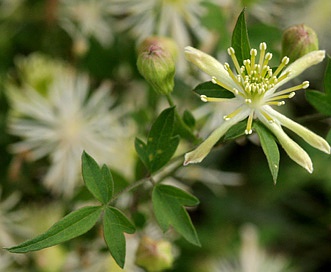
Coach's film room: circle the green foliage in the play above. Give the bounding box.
[306,55,331,115]
[183,110,196,129]
[103,206,136,268]
[82,151,113,204]
[152,184,200,246]
[231,8,251,65]
[135,107,180,173]
[222,120,247,141]
[193,81,235,99]
[7,151,136,268]
[254,122,280,183]
[6,206,102,253]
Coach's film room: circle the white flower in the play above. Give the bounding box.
[7,68,135,197]
[58,0,115,53]
[110,0,214,73]
[184,43,330,173]
[0,189,31,247]
[214,224,294,272]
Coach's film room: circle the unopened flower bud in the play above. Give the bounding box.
[137,36,177,95]
[135,236,174,272]
[282,24,319,62]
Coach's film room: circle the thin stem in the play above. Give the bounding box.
[110,177,150,204]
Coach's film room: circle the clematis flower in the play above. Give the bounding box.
[184,43,330,173]
[7,60,136,197]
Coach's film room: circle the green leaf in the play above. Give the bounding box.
[135,107,180,173]
[306,90,331,116]
[6,206,102,253]
[152,184,200,246]
[324,55,331,96]
[231,8,251,65]
[306,56,331,116]
[193,81,234,99]
[183,110,196,129]
[82,151,113,204]
[103,206,135,268]
[254,122,280,183]
[222,119,247,141]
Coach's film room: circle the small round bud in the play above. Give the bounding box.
[135,236,174,272]
[282,24,319,62]
[137,36,177,95]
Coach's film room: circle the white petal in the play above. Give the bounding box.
[276,50,325,88]
[184,46,237,89]
[184,109,249,165]
[267,107,330,154]
[261,118,313,173]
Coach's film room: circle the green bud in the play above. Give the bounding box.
[282,24,319,62]
[135,236,174,272]
[137,36,177,95]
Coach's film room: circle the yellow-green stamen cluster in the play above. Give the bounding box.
[202,42,310,135]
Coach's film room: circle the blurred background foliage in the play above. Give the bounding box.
[0,0,331,271]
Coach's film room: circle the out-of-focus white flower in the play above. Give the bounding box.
[0,188,31,247]
[111,0,215,73]
[58,0,115,54]
[63,236,143,272]
[184,43,329,173]
[7,57,136,197]
[0,188,31,269]
[214,224,294,272]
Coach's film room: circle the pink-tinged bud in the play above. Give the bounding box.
[282,24,319,62]
[135,236,174,271]
[137,36,177,95]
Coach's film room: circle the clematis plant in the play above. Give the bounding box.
[184,16,330,177]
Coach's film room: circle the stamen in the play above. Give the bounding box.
[243,59,251,74]
[267,101,285,106]
[273,56,290,77]
[250,49,257,70]
[223,64,242,88]
[223,107,243,120]
[261,110,274,123]
[200,95,231,103]
[245,98,252,104]
[276,70,291,84]
[211,76,237,94]
[270,81,309,98]
[227,47,242,75]
[245,112,254,134]
[263,52,273,68]
[268,92,295,102]
[258,42,267,71]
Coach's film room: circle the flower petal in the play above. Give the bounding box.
[267,107,330,154]
[184,109,249,165]
[276,50,325,88]
[261,118,313,173]
[184,46,237,90]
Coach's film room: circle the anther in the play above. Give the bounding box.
[250,48,257,56]
[200,95,208,102]
[259,42,267,51]
[288,92,295,98]
[302,81,309,89]
[245,98,252,103]
[227,47,235,56]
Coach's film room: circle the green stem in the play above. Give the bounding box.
[110,177,150,204]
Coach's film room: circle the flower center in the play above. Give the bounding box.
[202,42,310,135]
